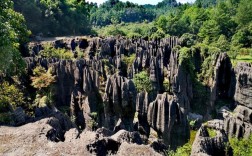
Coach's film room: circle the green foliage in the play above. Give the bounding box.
[0,81,25,111]
[207,128,217,138]
[123,54,136,67]
[167,143,192,156]
[198,20,221,42]
[166,129,197,156]
[0,0,29,76]
[191,80,209,115]
[13,0,92,36]
[235,0,252,26]
[133,71,153,93]
[0,112,13,124]
[31,66,56,91]
[178,47,195,78]
[95,22,154,38]
[87,112,98,131]
[31,66,56,108]
[179,33,197,47]
[229,135,252,156]
[215,35,230,52]
[189,130,197,145]
[39,44,74,59]
[163,78,170,92]
[189,120,196,129]
[90,0,156,27]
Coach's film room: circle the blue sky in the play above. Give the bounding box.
[86,0,196,5]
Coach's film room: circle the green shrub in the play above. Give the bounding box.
[39,43,74,59]
[229,135,252,156]
[163,78,170,92]
[167,143,192,156]
[178,47,195,78]
[123,54,136,67]
[133,71,153,93]
[0,81,25,111]
[207,128,217,138]
[31,66,56,108]
[0,112,13,124]
[31,66,56,91]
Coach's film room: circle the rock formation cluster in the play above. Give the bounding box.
[1,36,252,155]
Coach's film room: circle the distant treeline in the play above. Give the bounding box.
[13,0,92,36]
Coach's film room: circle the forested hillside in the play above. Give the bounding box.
[13,0,92,36]
[98,0,252,63]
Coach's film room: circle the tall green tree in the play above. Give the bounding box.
[235,0,252,26]
[0,0,29,76]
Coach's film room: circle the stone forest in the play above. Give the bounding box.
[0,0,252,156]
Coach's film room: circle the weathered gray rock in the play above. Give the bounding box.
[147,92,189,147]
[103,73,137,131]
[188,112,203,124]
[13,107,26,125]
[64,128,79,142]
[224,105,252,138]
[86,137,121,156]
[234,62,252,108]
[210,52,233,110]
[222,62,252,139]
[96,127,113,137]
[117,142,162,156]
[111,130,143,144]
[167,49,192,113]
[136,92,150,137]
[191,120,228,156]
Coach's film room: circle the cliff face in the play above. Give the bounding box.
[224,63,252,138]
[191,62,252,156]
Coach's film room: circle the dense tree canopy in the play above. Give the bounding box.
[0,0,29,76]
[13,0,92,36]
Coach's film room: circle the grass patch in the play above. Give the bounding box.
[189,130,197,145]
[231,55,252,66]
[207,128,217,138]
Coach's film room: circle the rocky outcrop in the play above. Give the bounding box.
[103,73,137,131]
[224,105,252,138]
[210,52,233,109]
[192,62,252,155]
[223,62,252,139]
[136,92,150,137]
[234,62,252,108]
[191,120,228,156]
[167,49,193,112]
[0,116,162,156]
[111,130,143,144]
[147,92,189,147]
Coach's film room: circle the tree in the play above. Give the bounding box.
[235,0,252,26]
[212,1,237,38]
[133,71,153,93]
[198,20,221,42]
[0,0,29,76]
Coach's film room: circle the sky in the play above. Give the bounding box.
[86,0,196,5]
